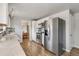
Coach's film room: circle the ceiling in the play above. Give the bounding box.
[8,3,79,20]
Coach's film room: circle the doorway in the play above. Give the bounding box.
[53,17,66,56]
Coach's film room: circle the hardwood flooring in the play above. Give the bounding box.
[62,48,79,56]
[21,39,79,56]
[70,48,79,56]
[21,39,55,56]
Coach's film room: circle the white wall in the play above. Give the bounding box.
[32,21,36,41]
[32,9,72,52]
[69,13,74,49]
[28,20,32,41]
[73,13,79,48]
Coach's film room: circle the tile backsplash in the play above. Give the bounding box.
[0,27,15,38]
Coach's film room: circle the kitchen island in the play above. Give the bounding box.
[0,33,26,56]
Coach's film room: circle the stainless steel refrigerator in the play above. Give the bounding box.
[44,21,50,50]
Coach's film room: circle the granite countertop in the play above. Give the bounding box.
[0,33,26,56]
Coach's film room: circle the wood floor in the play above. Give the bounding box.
[61,48,79,56]
[21,39,79,56]
[70,48,79,56]
[21,39,55,56]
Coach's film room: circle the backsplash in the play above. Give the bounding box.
[6,27,15,34]
[0,27,15,39]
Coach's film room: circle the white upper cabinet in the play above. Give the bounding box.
[0,3,8,25]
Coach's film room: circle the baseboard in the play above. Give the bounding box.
[63,48,71,52]
[65,49,71,52]
[63,48,66,51]
[74,45,79,48]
